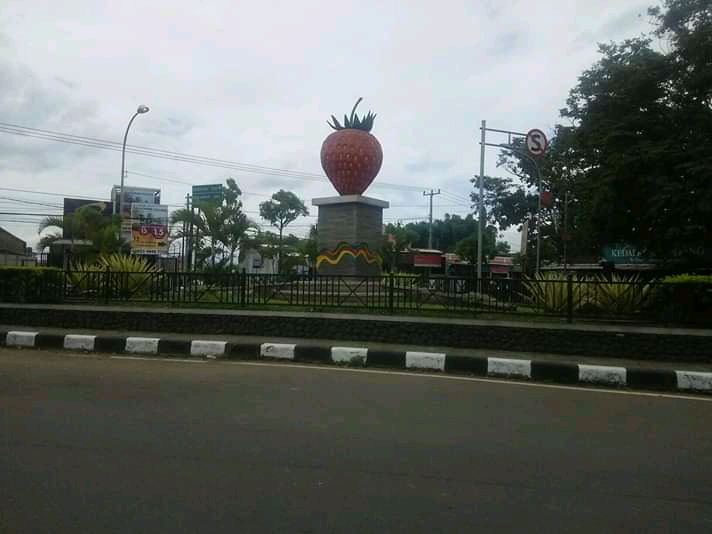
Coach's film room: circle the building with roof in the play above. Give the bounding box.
[0,227,34,266]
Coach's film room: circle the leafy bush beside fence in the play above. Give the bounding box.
[0,266,64,303]
[68,254,162,299]
[521,272,654,316]
[653,274,712,325]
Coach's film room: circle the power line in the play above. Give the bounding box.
[0,185,462,220]
[0,121,424,192]
[128,170,279,199]
[0,196,62,209]
[0,212,58,216]
[0,186,319,223]
[440,189,472,208]
[0,186,100,199]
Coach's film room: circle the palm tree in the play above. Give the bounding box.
[37,215,66,253]
[171,179,256,271]
[171,202,233,268]
[38,205,125,263]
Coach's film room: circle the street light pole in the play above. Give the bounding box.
[118,105,150,216]
[535,173,542,274]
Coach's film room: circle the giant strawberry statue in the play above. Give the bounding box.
[320,97,383,196]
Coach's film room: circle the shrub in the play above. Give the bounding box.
[659,274,712,285]
[653,273,712,325]
[589,274,654,316]
[521,272,594,314]
[0,266,64,303]
[68,254,162,299]
[521,272,653,316]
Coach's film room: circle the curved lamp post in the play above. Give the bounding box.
[118,105,150,215]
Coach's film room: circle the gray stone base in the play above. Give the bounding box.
[312,195,389,276]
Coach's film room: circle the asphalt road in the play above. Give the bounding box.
[1,350,711,533]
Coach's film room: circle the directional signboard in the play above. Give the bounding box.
[525,129,548,157]
[192,184,223,205]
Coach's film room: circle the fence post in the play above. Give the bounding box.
[566,273,574,324]
[61,268,68,303]
[388,273,395,313]
[103,265,111,304]
[240,268,247,306]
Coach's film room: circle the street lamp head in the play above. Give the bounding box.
[137,105,150,114]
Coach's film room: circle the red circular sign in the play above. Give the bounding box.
[526,129,548,157]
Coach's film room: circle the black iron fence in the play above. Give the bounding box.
[3,268,709,324]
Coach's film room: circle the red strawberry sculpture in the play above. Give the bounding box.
[320,98,383,195]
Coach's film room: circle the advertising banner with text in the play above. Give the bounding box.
[130,204,169,254]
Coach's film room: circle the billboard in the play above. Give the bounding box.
[130,204,169,254]
[112,186,161,216]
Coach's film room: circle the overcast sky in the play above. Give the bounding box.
[0,0,652,252]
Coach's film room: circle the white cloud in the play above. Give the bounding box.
[0,0,651,250]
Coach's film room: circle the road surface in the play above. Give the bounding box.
[1,349,711,533]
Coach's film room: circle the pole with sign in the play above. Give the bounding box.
[189,184,223,271]
[525,129,548,274]
[478,124,548,276]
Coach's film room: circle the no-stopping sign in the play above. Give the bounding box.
[525,129,548,157]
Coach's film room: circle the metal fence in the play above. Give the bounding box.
[0,269,688,323]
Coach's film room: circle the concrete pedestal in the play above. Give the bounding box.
[312,195,389,276]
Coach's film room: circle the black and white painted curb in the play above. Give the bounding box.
[2,330,712,393]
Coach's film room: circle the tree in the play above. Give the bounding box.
[470,174,538,231]
[38,204,125,264]
[298,225,319,272]
[382,223,420,271]
[466,0,712,269]
[491,126,600,266]
[453,225,497,264]
[242,230,310,274]
[170,202,224,268]
[220,179,256,267]
[259,190,308,273]
[553,0,712,265]
[171,178,255,270]
[495,241,511,255]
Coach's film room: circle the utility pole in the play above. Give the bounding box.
[477,120,486,284]
[423,189,441,249]
[563,190,569,272]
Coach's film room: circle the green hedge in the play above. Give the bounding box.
[660,274,712,285]
[0,266,65,303]
[654,274,712,325]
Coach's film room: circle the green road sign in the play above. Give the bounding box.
[192,184,223,204]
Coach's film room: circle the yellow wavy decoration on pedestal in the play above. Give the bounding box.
[316,242,381,269]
